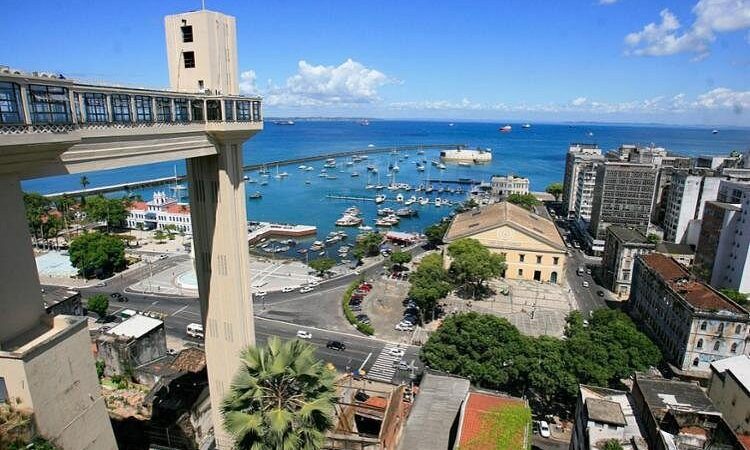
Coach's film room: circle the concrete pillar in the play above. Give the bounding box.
[0,174,46,347]
[186,140,254,449]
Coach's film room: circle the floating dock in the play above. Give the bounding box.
[247,221,317,245]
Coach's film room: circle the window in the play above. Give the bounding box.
[174,99,189,121]
[181,25,193,42]
[693,357,699,367]
[0,82,23,123]
[697,338,703,349]
[252,101,261,121]
[156,97,171,122]
[718,323,724,334]
[191,100,204,121]
[553,257,559,265]
[224,100,234,121]
[714,341,720,351]
[134,96,152,122]
[28,84,70,123]
[700,321,707,331]
[206,100,221,121]
[183,51,195,68]
[736,325,742,335]
[110,94,131,122]
[518,269,523,276]
[237,100,251,120]
[83,93,108,122]
[536,255,542,264]
[519,254,525,263]
[731,342,738,353]
[198,80,204,91]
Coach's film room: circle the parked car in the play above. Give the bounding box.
[255,291,267,297]
[296,330,312,339]
[326,340,346,351]
[586,268,592,275]
[539,421,551,438]
[597,290,605,297]
[388,347,405,358]
[582,281,589,288]
[395,323,414,331]
[299,286,314,293]
[282,286,296,293]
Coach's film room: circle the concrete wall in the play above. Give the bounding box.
[708,368,750,434]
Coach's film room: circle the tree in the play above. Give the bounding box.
[69,231,126,278]
[309,258,336,277]
[222,337,336,450]
[545,182,564,201]
[23,192,52,238]
[647,233,661,244]
[506,193,541,210]
[352,232,383,260]
[424,221,450,246]
[447,238,505,299]
[720,289,748,306]
[87,294,109,318]
[390,251,412,270]
[408,253,452,321]
[83,195,128,230]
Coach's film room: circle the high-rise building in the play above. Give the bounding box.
[572,160,599,222]
[629,253,749,376]
[695,201,742,282]
[710,181,750,294]
[562,143,602,218]
[662,172,721,244]
[601,226,655,298]
[708,355,750,435]
[165,10,239,95]
[589,162,658,240]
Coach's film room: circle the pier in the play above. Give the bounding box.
[42,143,465,198]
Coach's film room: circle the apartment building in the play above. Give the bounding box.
[711,181,750,294]
[490,174,529,198]
[573,161,599,222]
[569,385,647,450]
[601,226,655,298]
[695,201,742,281]
[589,162,658,240]
[630,253,750,376]
[662,172,721,244]
[562,143,603,218]
[708,355,750,435]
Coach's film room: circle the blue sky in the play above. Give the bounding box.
[2,0,749,125]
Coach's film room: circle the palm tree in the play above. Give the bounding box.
[222,337,336,450]
[79,175,90,206]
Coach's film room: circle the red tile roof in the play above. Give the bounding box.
[164,203,190,214]
[640,253,746,314]
[458,392,529,450]
[128,201,147,211]
[738,433,750,450]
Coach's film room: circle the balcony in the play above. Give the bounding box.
[0,70,263,178]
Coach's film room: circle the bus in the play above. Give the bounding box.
[186,323,204,339]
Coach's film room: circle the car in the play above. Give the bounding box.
[167,348,178,355]
[255,291,267,297]
[597,290,605,297]
[110,292,122,299]
[158,254,168,260]
[326,340,346,351]
[387,347,405,358]
[395,324,414,331]
[539,421,551,438]
[299,287,314,293]
[582,281,590,288]
[394,360,410,371]
[282,286,297,293]
[586,268,592,275]
[296,330,312,339]
[309,281,320,287]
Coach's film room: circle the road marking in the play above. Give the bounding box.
[171,305,189,316]
[151,300,159,306]
[360,352,372,371]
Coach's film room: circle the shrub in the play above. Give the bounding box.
[341,276,373,336]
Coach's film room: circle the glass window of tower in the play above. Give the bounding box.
[28,84,70,124]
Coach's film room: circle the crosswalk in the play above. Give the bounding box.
[366,346,404,382]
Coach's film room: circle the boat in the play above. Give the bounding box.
[365,184,376,190]
[318,173,328,178]
[335,215,362,227]
[310,241,325,251]
[377,207,395,216]
[274,165,289,179]
[375,218,395,227]
[418,197,429,205]
[243,175,249,180]
[326,175,338,180]
[246,178,257,183]
[297,248,308,254]
[440,147,492,163]
[392,165,400,172]
[368,144,375,148]
[375,194,386,204]
[248,191,262,199]
[325,235,343,244]
[298,165,307,170]
[522,123,531,129]
[305,180,312,185]
[366,165,376,171]
[358,225,373,232]
[374,184,385,190]
[305,166,314,171]
[395,208,417,217]
[416,164,425,171]
[499,125,512,132]
[350,171,359,177]
[345,206,361,216]
[449,123,455,127]
[458,162,471,167]
[360,119,370,126]
[434,198,442,207]
[387,184,399,191]
[274,120,295,125]
[404,196,416,206]
[712,129,719,134]
[319,251,326,256]
[396,193,404,203]
[425,185,434,193]
[260,180,268,186]
[259,166,270,175]
[417,149,425,155]
[437,163,447,170]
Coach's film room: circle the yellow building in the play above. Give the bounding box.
[444,201,567,284]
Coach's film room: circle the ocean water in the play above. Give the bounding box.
[22,120,749,259]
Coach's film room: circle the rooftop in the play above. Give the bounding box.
[41,286,79,309]
[398,371,470,450]
[705,201,742,212]
[579,385,647,449]
[635,373,717,420]
[586,398,627,427]
[640,253,747,315]
[444,201,565,250]
[711,355,750,391]
[107,314,163,339]
[171,347,207,373]
[457,391,530,450]
[608,226,651,245]
[656,242,694,256]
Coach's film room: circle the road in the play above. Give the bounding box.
[555,220,608,316]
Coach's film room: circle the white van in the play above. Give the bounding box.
[186,323,204,339]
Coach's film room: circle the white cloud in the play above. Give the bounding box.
[693,87,750,113]
[571,97,588,106]
[239,70,259,95]
[250,59,394,107]
[625,0,750,59]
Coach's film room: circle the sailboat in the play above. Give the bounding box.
[274,164,289,179]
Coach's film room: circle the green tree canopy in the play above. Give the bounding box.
[23,192,53,238]
[720,289,748,306]
[352,232,383,260]
[69,231,126,278]
[545,182,564,201]
[309,257,336,276]
[506,193,541,210]
[83,195,129,230]
[390,251,412,270]
[222,337,336,450]
[424,221,450,246]
[447,238,505,299]
[408,253,453,321]
[87,294,109,318]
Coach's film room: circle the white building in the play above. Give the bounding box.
[711,180,750,294]
[490,174,529,198]
[708,355,750,435]
[127,191,192,234]
[562,143,603,218]
[663,173,721,244]
[573,161,599,222]
[570,385,647,450]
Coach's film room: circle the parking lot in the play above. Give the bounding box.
[360,274,418,344]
